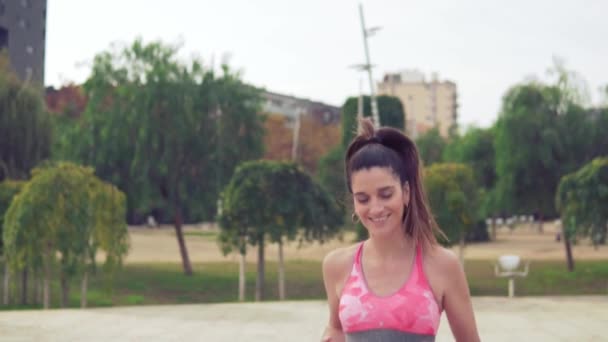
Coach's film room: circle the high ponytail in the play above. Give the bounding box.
[345,118,447,250]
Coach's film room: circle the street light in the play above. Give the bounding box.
[358,3,381,128]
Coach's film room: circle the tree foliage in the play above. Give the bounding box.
[424,163,478,248]
[415,128,446,167]
[3,162,128,308]
[55,39,265,274]
[0,180,24,255]
[0,53,51,181]
[557,157,608,247]
[218,160,342,300]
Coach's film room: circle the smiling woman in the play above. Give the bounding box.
[321,118,480,342]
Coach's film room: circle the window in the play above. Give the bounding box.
[21,0,29,8]
[18,18,27,29]
[25,67,33,80]
[0,2,5,16]
[26,45,33,54]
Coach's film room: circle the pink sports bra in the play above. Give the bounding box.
[338,242,442,341]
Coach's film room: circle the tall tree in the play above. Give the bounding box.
[415,128,446,167]
[61,39,265,275]
[0,53,51,181]
[424,163,478,264]
[556,157,608,271]
[494,84,564,224]
[444,126,498,238]
[219,160,342,301]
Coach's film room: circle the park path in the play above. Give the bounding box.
[0,296,606,341]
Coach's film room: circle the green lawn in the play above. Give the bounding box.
[1,259,607,309]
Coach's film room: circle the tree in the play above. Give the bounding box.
[0,180,24,305]
[61,39,265,275]
[3,162,128,308]
[219,160,342,301]
[415,128,446,167]
[0,52,52,306]
[494,84,564,225]
[444,126,497,239]
[556,157,608,271]
[424,163,478,264]
[341,95,405,147]
[0,53,51,181]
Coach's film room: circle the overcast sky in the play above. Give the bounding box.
[45,0,608,128]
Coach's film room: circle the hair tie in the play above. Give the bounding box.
[368,136,381,144]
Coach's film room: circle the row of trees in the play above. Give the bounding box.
[411,63,608,269]
[2,39,343,304]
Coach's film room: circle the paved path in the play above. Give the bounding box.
[0,296,606,341]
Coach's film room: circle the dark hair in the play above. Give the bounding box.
[345,118,446,249]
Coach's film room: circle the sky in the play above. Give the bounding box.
[45,0,608,128]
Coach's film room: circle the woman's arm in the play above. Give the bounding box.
[320,249,348,342]
[442,251,480,342]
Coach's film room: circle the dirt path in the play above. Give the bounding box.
[121,221,608,263]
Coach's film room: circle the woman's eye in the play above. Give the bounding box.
[356,197,369,204]
[380,192,393,199]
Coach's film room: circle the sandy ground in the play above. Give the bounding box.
[1,297,606,341]
[121,221,608,264]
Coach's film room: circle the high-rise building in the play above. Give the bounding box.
[378,70,458,138]
[0,0,47,87]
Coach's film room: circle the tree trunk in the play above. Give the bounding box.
[32,270,42,305]
[238,252,246,302]
[81,270,88,308]
[43,255,51,309]
[537,211,544,234]
[60,273,70,308]
[563,225,575,272]
[491,217,497,241]
[174,205,193,276]
[20,269,28,305]
[3,263,9,305]
[278,238,286,301]
[255,235,265,302]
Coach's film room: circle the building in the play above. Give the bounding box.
[377,69,458,138]
[262,91,340,126]
[0,0,47,87]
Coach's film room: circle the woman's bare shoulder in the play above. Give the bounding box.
[322,243,360,277]
[424,244,461,275]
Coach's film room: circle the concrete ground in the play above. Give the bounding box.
[0,296,606,341]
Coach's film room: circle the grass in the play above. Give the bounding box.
[1,259,607,310]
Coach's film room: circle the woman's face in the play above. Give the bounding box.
[351,166,410,238]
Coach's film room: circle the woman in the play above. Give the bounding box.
[321,118,480,342]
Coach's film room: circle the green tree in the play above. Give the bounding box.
[424,163,478,263]
[494,84,564,224]
[0,180,24,305]
[219,160,342,301]
[444,126,497,239]
[0,53,51,181]
[3,162,128,308]
[341,95,405,147]
[415,128,446,167]
[61,39,265,275]
[556,157,608,271]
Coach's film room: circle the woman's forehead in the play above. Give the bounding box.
[351,167,400,189]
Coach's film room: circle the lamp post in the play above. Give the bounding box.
[358,3,381,127]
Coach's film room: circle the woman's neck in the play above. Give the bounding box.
[366,229,414,261]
